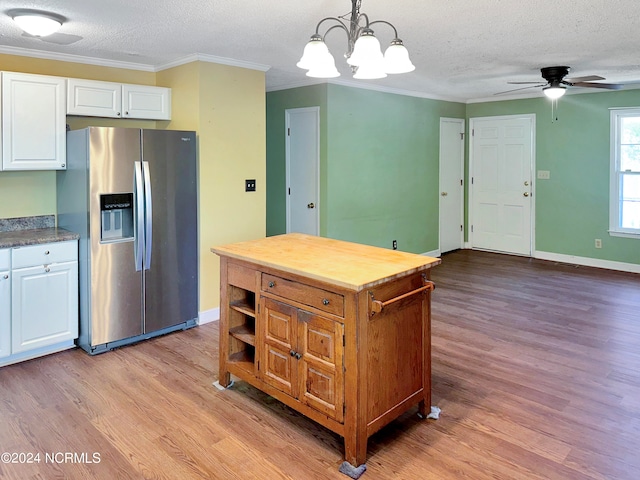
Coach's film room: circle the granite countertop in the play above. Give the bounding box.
[0,215,80,249]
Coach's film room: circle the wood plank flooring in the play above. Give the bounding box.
[1,249,639,479]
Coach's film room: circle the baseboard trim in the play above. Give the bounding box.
[422,249,441,258]
[198,307,220,325]
[534,251,640,274]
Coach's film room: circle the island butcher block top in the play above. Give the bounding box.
[210,233,441,291]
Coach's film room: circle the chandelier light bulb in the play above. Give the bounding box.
[347,29,383,67]
[383,39,415,74]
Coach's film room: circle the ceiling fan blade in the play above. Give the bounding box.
[567,75,605,83]
[507,81,547,84]
[494,84,546,95]
[572,81,623,90]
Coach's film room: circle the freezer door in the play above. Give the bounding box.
[141,129,198,332]
[88,127,144,345]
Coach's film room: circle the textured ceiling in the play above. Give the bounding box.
[1,0,640,102]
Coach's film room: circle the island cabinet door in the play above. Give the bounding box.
[260,297,298,397]
[297,310,345,423]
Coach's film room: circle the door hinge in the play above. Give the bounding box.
[471,177,474,184]
[460,179,463,186]
[472,128,474,136]
[288,187,291,195]
[460,225,463,232]
[257,303,260,314]
[471,225,474,232]
[287,128,290,136]
[460,132,464,140]
[257,360,260,371]
[343,334,345,347]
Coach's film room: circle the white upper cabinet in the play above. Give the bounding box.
[122,83,171,120]
[67,78,122,118]
[1,72,67,171]
[67,78,171,120]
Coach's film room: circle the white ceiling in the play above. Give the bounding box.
[2,0,640,102]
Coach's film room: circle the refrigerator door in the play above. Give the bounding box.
[89,127,144,345]
[141,129,198,333]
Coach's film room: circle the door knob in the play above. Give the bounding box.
[307,203,315,209]
[441,192,448,197]
[523,192,530,197]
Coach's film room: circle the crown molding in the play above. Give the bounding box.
[0,45,155,71]
[156,53,271,72]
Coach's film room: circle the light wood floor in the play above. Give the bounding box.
[1,250,639,479]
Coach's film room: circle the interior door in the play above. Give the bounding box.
[286,107,319,235]
[469,115,534,255]
[439,118,465,253]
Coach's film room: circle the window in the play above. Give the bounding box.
[610,109,640,237]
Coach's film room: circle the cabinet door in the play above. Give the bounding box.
[0,270,10,359]
[260,297,298,397]
[122,84,171,120]
[1,72,66,171]
[67,78,122,118]
[297,310,344,422]
[11,261,78,353]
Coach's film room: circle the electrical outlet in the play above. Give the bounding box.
[537,170,550,179]
[245,179,256,192]
[595,238,602,249]
[392,240,397,250]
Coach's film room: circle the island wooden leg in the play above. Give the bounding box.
[218,257,232,388]
[344,426,368,467]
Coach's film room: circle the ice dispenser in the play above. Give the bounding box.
[100,193,134,242]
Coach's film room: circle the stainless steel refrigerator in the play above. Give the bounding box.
[57,126,198,354]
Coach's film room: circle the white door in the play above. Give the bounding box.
[286,107,319,235]
[439,118,465,253]
[469,115,534,255]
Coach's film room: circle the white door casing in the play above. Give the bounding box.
[439,118,465,254]
[286,107,320,235]
[469,115,535,255]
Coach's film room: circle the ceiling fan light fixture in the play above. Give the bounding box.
[543,85,566,99]
[12,12,63,37]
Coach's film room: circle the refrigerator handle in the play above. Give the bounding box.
[142,161,153,270]
[134,161,145,271]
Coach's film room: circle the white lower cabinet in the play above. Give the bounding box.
[11,260,78,353]
[0,249,10,359]
[1,241,78,366]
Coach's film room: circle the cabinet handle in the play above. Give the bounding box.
[268,281,275,288]
[117,112,121,116]
[44,250,50,255]
[289,350,296,357]
[44,267,51,273]
[2,274,7,280]
[295,353,302,360]
[322,298,330,306]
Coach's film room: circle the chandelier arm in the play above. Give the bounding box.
[367,19,399,39]
[314,16,349,36]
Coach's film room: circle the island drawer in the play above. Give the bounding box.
[262,273,344,317]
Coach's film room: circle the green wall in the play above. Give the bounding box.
[266,84,328,236]
[467,90,640,264]
[267,83,639,266]
[266,83,465,253]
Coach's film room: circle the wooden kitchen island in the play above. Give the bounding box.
[211,233,441,467]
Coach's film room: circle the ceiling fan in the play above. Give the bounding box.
[498,66,624,98]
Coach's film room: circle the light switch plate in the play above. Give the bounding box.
[537,170,550,179]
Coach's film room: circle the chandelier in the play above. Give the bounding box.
[296,0,415,80]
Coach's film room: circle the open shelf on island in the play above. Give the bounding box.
[229,324,255,346]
